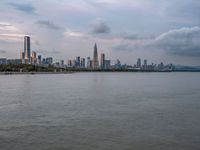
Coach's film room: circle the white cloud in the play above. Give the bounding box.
[64,30,85,37]
[0,22,25,42]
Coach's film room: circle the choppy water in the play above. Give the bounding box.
[0,72,200,150]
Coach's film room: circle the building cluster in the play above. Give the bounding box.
[133,58,173,71]
[67,43,111,70]
[20,36,54,66]
[0,36,173,71]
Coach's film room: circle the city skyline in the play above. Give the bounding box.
[0,0,200,65]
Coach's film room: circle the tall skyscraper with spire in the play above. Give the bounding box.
[93,43,99,69]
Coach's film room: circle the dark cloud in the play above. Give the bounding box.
[90,19,110,34]
[120,33,155,40]
[154,27,200,57]
[7,2,37,15]
[0,50,6,54]
[113,44,139,52]
[113,27,200,57]
[36,20,61,30]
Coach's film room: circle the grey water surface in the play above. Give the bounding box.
[0,72,200,150]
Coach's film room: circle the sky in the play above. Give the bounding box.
[0,0,200,65]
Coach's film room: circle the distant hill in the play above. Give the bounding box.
[174,65,200,72]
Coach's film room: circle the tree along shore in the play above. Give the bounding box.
[0,64,173,73]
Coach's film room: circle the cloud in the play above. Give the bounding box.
[7,2,36,15]
[113,26,200,57]
[34,40,41,46]
[113,44,136,52]
[120,33,155,40]
[0,22,24,42]
[154,26,200,57]
[89,19,110,34]
[0,50,6,54]
[64,30,85,37]
[84,0,108,7]
[0,23,12,27]
[36,20,62,30]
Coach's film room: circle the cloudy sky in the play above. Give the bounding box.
[0,0,200,65]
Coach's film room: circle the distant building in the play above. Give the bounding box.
[60,60,64,67]
[100,53,105,69]
[144,59,147,66]
[93,43,99,69]
[87,57,92,69]
[76,56,80,68]
[38,55,42,64]
[20,52,24,60]
[7,59,21,65]
[105,60,111,70]
[0,58,7,65]
[68,60,73,67]
[143,59,147,70]
[115,59,121,69]
[24,36,31,63]
[46,57,53,65]
[137,58,141,68]
[31,51,37,64]
[42,58,46,65]
[80,58,85,68]
[72,60,76,67]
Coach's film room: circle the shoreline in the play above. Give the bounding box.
[0,71,199,75]
[0,72,74,75]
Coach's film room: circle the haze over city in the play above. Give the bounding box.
[0,0,200,65]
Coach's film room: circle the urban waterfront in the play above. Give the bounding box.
[0,72,200,150]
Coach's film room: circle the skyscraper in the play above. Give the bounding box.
[144,59,147,66]
[93,43,99,69]
[76,56,80,68]
[31,51,37,64]
[80,58,85,68]
[100,53,105,69]
[137,58,141,68]
[24,36,31,62]
[87,57,91,68]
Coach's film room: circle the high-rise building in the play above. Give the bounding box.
[31,51,37,64]
[46,57,53,65]
[32,51,37,59]
[60,60,64,67]
[80,58,85,68]
[115,59,121,69]
[137,58,141,68]
[38,55,42,64]
[68,60,73,67]
[87,57,91,68]
[76,56,80,68]
[144,59,147,66]
[105,60,111,70]
[20,52,24,60]
[100,53,105,69]
[93,43,99,69]
[24,36,31,62]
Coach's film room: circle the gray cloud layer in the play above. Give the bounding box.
[7,2,36,15]
[36,20,61,30]
[154,27,200,57]
[113,26,200,57]
[0,50,6,54]
[89,20,110,34]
